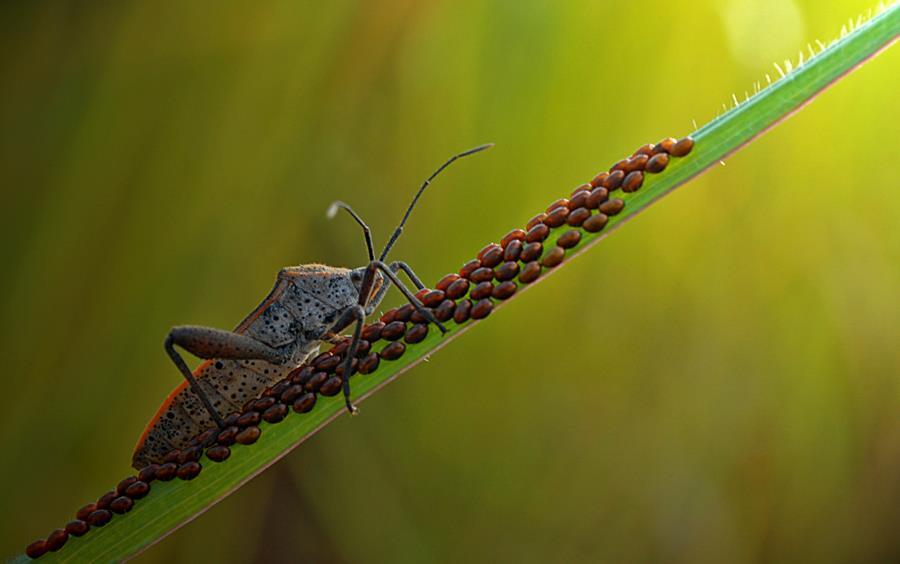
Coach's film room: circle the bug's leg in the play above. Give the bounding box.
[366,261,426,313]
[391,261,426,290]
[165,326,287,429]
[329,305,366,414]
[369,261,447,333]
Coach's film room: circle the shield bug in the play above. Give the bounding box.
[132,144,493,469]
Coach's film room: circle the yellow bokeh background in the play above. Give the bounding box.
[1,1,898,562]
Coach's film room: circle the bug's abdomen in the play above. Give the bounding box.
[131,358,293,469]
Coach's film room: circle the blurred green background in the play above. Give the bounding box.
[1,0,898,562]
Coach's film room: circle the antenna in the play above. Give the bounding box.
[327,201,375,261]
[379,143,493,261]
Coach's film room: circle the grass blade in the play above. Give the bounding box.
[14,4,898,562]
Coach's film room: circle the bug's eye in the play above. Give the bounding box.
[350,271,362,283]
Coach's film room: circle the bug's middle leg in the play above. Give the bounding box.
[328,305,367,414]
[165,326,287,429]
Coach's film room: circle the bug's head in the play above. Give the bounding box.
[329,143,493,303]
[349,266,384,307]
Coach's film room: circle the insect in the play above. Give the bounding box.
[131,144,492,469]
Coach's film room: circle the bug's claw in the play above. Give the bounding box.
[345,400,359,415]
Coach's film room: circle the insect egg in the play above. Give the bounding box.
[216,426,239,446]
[223,413,241,427]
[459,259,482,279]
[206,445,231,463]
[270,379,292,398]
[394,303,415,323]
[495,261,520,281]
[292,393,317,413]
[124,481,150,500]
[404,324,429,344]
[436,273,460,292]
[86,510,112,527]
[520,242,543,263]
[280,385,305,405]
[598,198,625,215]
[262,403,288,423]
[110,496,134,514]
[434,299,456,322]
[492,281,517,300]
[546,198,569,213]
[330,340,351,357]
[541,246,566,268]
[670,136,694,157]
[453,299,473,324]
[251,396,276,412]
[655,137,676,153]
[235,426,261,445]
[568,190,590,210]
[601,170,625,190]
[503,239,523,262]
[96,491,116,510]
[543,207,569,228]
[358,352,380,374]
[500,228,527,248]
[470,281,494,300]
[361,323,384,342]
[379,309,398,324]
[582,213,609,233]
[469,267,495,283]
[421,290,446,308]
[354,339,371,357]
[379,341,406,361]
[46,529,68,552]
[116,476,137,496]
[189,429,216,447]
[381,321,407,341]
[76,503,97,521]
[518,262,542,284]
[633,143,655,157]
[525,224,550,243]
[611,158,630,173]
[470,299,493,320]
[65,520,89,537]
[645,153,669,173]
[590,172,609,187]
[446,278,470,300]
[313,354,341,372]
[304,371,328,392]
[586,187,608,209]
[566,207,591,227]
[526,213,548,230]
[155,463,178,481]
[177,461,203,479]
[557,230,582,249]
[335,358,357,378]
[237,411,261,428]
[621,171,644,193]
[26,540,49,559]
[477,244,504,267]
[319,376,342,396]
[627,154,649,172]
[571,183,593,197]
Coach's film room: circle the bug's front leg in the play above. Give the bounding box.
[165,326,288,430]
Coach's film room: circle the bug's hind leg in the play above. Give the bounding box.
[165,326,287,430]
